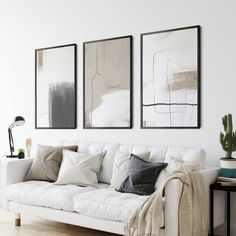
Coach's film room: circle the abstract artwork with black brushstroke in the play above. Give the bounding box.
[35,44,76,129]
[141,26,200,128]
[84,36,132,128]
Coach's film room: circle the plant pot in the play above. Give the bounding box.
[18,152,25,159]
[220,157,236,178]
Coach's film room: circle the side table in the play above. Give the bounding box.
[210,182,236,236]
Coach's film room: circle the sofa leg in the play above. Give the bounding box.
[14,214,21,227]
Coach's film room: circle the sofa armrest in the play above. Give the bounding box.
[198,167,224,227]
[164,167,220,236]
[1,158,33,210]
[164,178,183,236]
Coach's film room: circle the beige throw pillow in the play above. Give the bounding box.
[24,145,78,182]
[55,149,104,186]
[110,151,151,189]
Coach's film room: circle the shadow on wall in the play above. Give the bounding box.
[49,82,75,128]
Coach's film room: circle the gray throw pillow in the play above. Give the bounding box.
[24,145,78,182]
[117,154,168,195]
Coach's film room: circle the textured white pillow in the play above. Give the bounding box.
[155,156,200,189]
[55,149,104,186]
[110,151,151,189]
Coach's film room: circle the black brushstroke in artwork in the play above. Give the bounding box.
[49,82,75,128]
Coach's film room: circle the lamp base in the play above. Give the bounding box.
[7,155,19,158]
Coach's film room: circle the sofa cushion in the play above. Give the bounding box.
[73,188,156,223]
[55,150,104,186]
[24,145,78,182]
[110,151,151,189]
[60,141,206,184]
[118,154,167,195]
[7,181,107,211]
[60,141,120,184]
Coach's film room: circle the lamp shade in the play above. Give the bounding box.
[14,116,25,126]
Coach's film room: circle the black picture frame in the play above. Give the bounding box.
[83,35,133,129]
[35,44,77,129]
[140,25,201,129]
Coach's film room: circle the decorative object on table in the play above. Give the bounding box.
[83,36,133,128]
[35,44,77,129]
[7,116,25,158]
[216,176,236,186]
[18,148,25,159]
[26,138,32,158]
[219,113,236,177]
[141,26,201,128]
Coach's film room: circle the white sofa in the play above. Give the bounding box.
[1,141,220,236]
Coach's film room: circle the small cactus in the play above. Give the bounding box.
[220,114,236,158]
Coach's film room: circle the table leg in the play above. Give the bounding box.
[210,187,214,236]
[227,191,230,236]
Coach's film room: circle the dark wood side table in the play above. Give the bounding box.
[210,183,236,236]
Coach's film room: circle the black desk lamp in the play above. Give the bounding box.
[7,116,25,158]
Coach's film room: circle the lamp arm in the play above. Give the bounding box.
[8,128,14,156]
[9,122,15,129]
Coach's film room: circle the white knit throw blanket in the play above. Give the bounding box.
[125,172,208,236]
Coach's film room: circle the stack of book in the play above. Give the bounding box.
[217,176,236,186]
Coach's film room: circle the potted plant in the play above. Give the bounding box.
[219,113,236,177]
[17,148,25,159]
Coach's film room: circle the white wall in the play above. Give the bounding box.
[0,0,236,230]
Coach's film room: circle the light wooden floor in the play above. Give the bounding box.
[2,209,236,236]
[0,209,118,236]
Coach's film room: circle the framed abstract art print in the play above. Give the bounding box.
[83,36,132,129]
[35,44,77,129]
[141,26,201,128]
